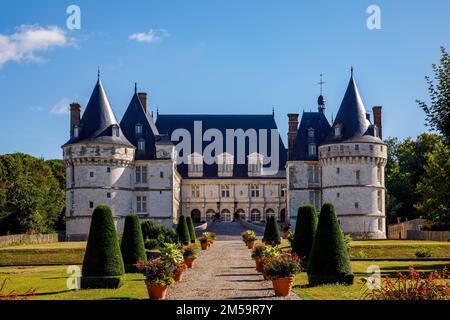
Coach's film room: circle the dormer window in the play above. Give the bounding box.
[248,153,263,176]
[188,153,203,177]
[135,124,143,135]
[138,139,145,151]
[112,125,119,137]
[74,125,79,138]
[334,124,342,138]
[308,143,317,156]
[308,128,315,138]
[217,153,234,177]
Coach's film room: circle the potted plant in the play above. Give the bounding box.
[199,236,209,250]
[251,245,267,273]
[137,258,175,300]
[183,245,199,268]
[159,243,186,282]
[260,246,281,279]
[246,233,257,249]
[241,230,256,246]
[264,253,301,297]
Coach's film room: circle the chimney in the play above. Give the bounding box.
[70,103,81,137]
[372,106,383,139]
[138,92,148,113]
[288,114,299,160]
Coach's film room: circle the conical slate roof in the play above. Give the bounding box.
[323,71,382,144]
[64,78,133,147]
[120,90,159,160]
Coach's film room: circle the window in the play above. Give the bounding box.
[138,139,145,151]
[136,166,147,184]
[191,185,200,198]
[337,193,340,198]
[107,192,111,199]
[250,185,260,198]
[248,153,263,176]
[107,167,111,173]
[280,185,287,197]
[160,171,164,178]
[89,201,94,209]
[308,128,315,138]
[74,125,79,137]
[381,146,384,152]
[356,170,361,184]
[188,153,203,177]
[308,165,320,184]
[221,185,231,198]
[308,143,317,156]
[137,196,147,213]
[335,126,342,137]
[340,145,344,152]
[218,153,233,176]
[336,168,340,174]
[135,124,143,134]
[377,165,382,183]
[192,164,202,172]
[355,202,359,209]
[309,191,321,212]
[369,145,374,151]
[355,144,359,151]
[250,209,261,222]
[89,171,95,178]
[221,163,233,173]
[378,218,384,232]
[112,125,119,137]
[377,190,382,211]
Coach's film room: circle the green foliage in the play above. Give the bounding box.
[81,205,124,289]
[137,258,175,286]
[343,234,353,253]
[292,205,318,261]
[159,243,184,265]
[186,216,196,243]
[182,245,198,259]
[263,254,301,280]
[141,220,178,250]
[0,153,65,235]
[415,141,450,228]
[307,203,354,286]
[176,215,191,245]
[263,216,281,246]
[415,247,432,258]
[417,46,450,147]
[120,214,146,273]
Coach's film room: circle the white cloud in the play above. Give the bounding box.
[128,29,169,43]
[0,25,69,68]
[50,98,71,115]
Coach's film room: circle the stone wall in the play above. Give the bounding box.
[0,234,58,246]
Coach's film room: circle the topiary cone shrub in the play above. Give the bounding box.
[292,205,318,263]
[81,205,125,289]
[307,203,354,286]
[121,214,147,273]
[262,216,272,244]
[264,216,281,246]
[186,216,196,244]
[176,215,191,245]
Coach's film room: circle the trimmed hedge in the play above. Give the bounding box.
[81,205,124,289]
[264,216,281,246]
[186,216,196,244]
[292,205,318,262]
[120,214,147,273]
[141,220,178,250]
[307,203,354,286]
[177,215,191,245]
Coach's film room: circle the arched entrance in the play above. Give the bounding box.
[221,209,232,222]
[191,209,201,223]
[279,208,286,223]
[236,209,245,220]
[266,208,276,221]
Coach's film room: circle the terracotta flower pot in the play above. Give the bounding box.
[201,242,208,250]
[272,277,294,297]
[173,269,184,282]
[184,257,196,268]
[255,258,264,273]
[146,282,169,300]
[247,241,255,249]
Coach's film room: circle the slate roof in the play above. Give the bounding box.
[323,72,383,145]
[120,91,159,160]
[64,79,133,147]
[155,114,287,179]
[292,112,331,161]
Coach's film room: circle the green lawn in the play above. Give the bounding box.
[292,260,450,300]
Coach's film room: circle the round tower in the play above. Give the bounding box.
[62,76,135,240]
[319,70,387,239]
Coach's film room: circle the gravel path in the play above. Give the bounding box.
[166,240,300,300]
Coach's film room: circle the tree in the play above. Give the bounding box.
[120,214,147,273]
[264,216,281,246]
[415,141,450,229]
[186,216,196,243]
[417,46,450,147]
[81,205,125,289]
[292,205,318,262]
[262,216,272,243]
[307,203,354,286]
[176,215,190,245]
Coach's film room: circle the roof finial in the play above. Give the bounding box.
[97,66,100,80]
[272,106,275,116]
[156,107,159,116]
[318,73,325,95]
[134,82,137,94]
[351,66,354,77]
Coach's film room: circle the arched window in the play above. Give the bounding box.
[250,209,261,222]
[266,209,276,220]
[112,125,119,137]
[221,209,232,222]
[308,128,315,138]
[206,209,216,221]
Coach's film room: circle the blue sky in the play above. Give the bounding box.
[1,0,449,160]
